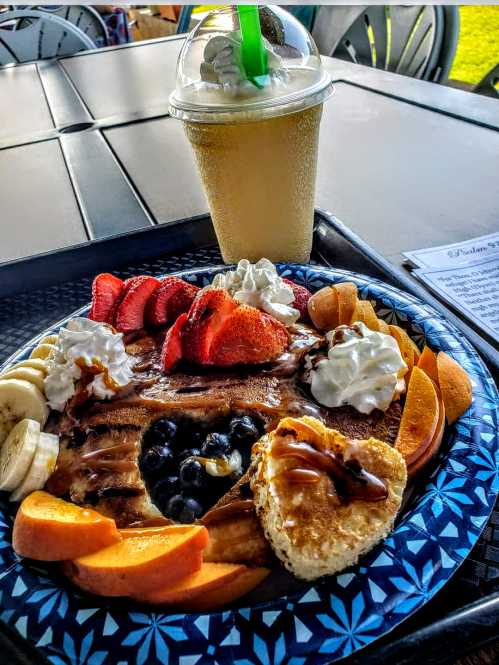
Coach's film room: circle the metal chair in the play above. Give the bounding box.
[10,5,109,47]
[283,6,318,32]
[312,5,460,83]
[473,64,499,99]
[0,9,95,65]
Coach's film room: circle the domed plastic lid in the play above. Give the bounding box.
[169,6,333,123]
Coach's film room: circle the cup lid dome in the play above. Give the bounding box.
[169,6,333,123]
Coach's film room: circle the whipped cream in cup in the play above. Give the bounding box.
[309,322,407,414]
[200,33,284,89]
[169,6,333,264]
[211,258,299,325]
[45,318,134,411]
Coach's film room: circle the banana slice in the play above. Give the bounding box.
[0,359,50,377]
[10,432,59,502]
[0,367,46,393]
[0,419,40,491]
[0,379,48,445]
[30,344,55,360]
[40,335,58,345]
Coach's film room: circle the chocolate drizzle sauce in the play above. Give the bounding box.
[272,438,388,502]
[200,499,255,525]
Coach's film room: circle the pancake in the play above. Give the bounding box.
[250,416,407,580]
[46,325,403,547]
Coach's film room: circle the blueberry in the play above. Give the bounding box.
[165,494,203,523]
[201,432,231,458]
[197,477,232,510]
[143,428,168,448]
[229,416,260,443]
[140,444,175,476]
[150,418,178,442]
[179,497,204,524]
[167,426,204,454]
[151,476,179,508]
[176,447,201,464]
[188,430,205,448]
[165,494,185,521]
[179,459,205,490]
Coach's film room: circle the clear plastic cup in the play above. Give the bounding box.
[169,6,333,264]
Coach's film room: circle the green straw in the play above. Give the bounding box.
[237,5,268,86]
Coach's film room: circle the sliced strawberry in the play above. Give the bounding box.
[88,273,124,323]
[161,312,188,372]
[114,276,161,333]
[146,276,199,327]
[108,276,138,326]
[183,289,238,364]
[283,278,312,321]
[209,304,289,366]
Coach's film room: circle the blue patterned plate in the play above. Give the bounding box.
[0,265,497,665]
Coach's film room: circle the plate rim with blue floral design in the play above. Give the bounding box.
[0,264,497,665]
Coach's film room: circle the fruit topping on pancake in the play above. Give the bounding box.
[88,273,125,324]
[251,416,407,580]
[162,288,290,370]
[146,277,199,328]
[210,258,307,325]
[138,414,263,523]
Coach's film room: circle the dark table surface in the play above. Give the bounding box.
[1,36,498,273]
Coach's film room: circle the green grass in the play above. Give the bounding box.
[450,6,499,85]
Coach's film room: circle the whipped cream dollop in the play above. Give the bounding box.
[201,32,284,88]
[45,318,134,411]
[309,322,407,414]
[211,258,299,325]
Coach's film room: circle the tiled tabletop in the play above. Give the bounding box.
[1,36,498,276]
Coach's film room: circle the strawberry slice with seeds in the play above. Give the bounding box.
[146,276,199,327]
[114,275,161,333]
[209,304,289,366]
[182,289,238,364]
[89,273,124,323]
[161,312,188,372]
[283,278,312,321]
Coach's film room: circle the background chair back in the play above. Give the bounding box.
[312,5,459,83]
[0,9,96,65]
[10,5,108,47]
[473,64,499,99]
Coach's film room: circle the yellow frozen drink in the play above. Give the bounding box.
[169,7,332,263]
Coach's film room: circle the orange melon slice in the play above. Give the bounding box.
[13,491,121,561]
[177,566,270,612]
[395,367,440,466]
[307,286,339,331]
[437,351,473,424]
[63,525,208,597]
[353,300,379,331]
[133,561,247,604]
[335,282,358,326]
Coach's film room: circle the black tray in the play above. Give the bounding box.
[0,210,497,665]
